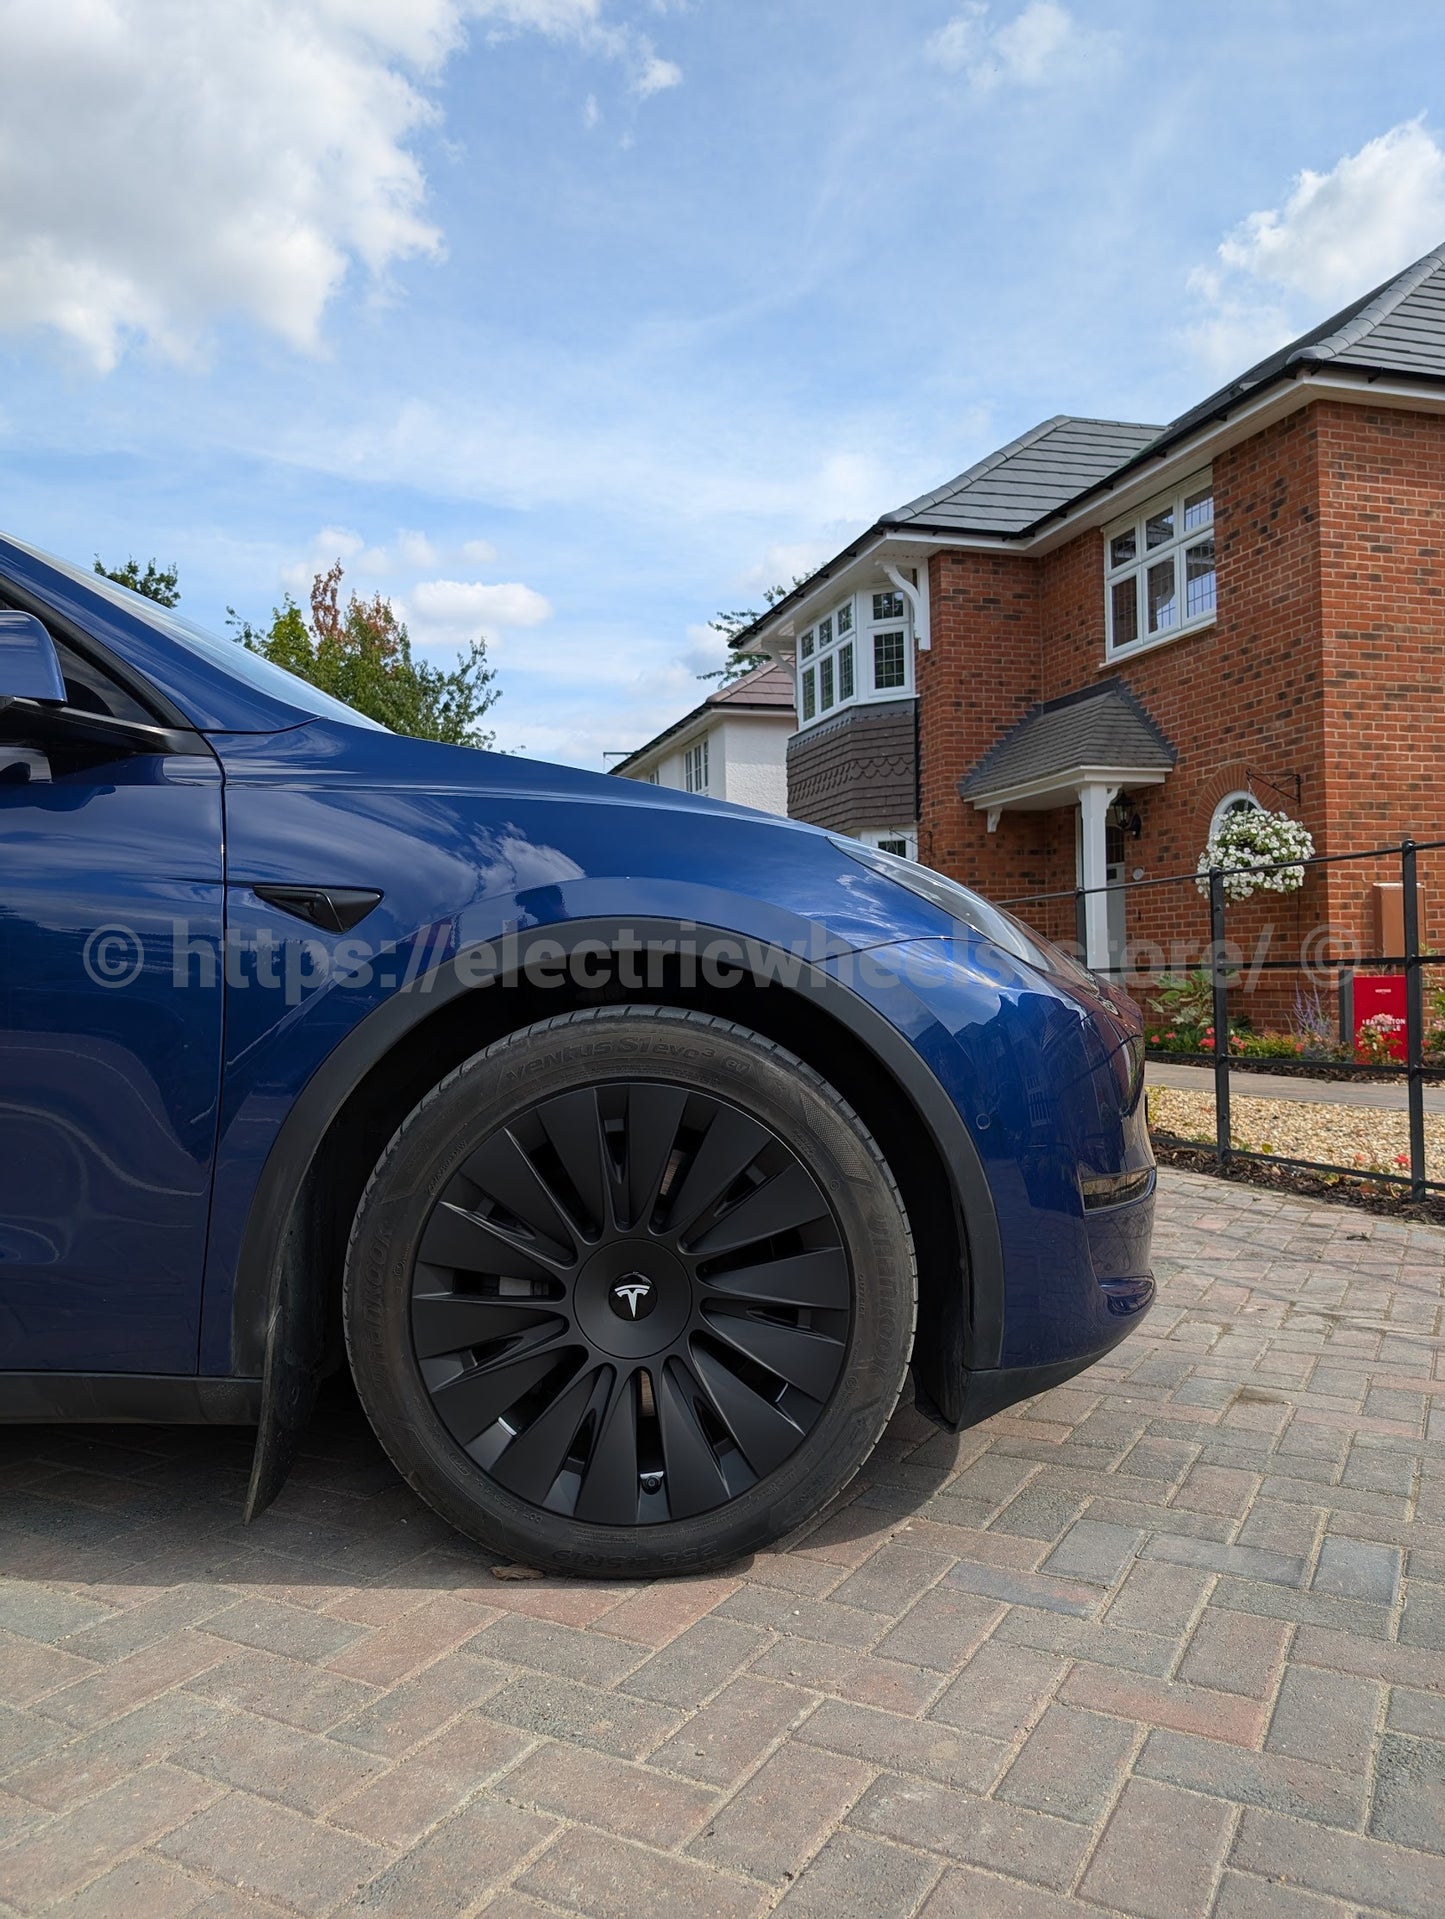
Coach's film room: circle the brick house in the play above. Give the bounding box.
[733,242,1445,1000]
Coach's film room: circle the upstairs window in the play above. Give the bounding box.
[797,585,911,729]
[1105,472,1215,658]
[685,735,709,794]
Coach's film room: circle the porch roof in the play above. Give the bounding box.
[959,678,1176,810]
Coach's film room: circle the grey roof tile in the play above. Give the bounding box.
[882,416,1161,536]
[959,679,1176,802]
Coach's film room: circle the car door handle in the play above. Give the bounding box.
[251,885,383,934]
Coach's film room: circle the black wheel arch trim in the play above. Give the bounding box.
[233,918,1005,1518]
[0,1372,261,1424]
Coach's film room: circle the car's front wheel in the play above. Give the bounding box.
[343,1005,916,1576]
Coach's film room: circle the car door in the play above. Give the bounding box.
[0,627,224,1373]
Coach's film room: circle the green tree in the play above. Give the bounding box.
[94,555,181,606]
[698,578,806,683]
[232,563,499,747]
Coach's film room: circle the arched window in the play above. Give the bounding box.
[1209,790,1262,839]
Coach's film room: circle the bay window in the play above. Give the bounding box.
[796,584,913,729]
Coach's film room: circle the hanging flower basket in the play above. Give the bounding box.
[1195,808,1314,902]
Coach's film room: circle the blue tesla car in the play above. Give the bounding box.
[0,535,1154,1575]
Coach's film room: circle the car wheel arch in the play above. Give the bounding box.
[231,918,1004,1520]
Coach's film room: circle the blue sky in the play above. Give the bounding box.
[4,0,1445,765]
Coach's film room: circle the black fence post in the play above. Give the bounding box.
[1402,839,1427,1203]
[1074,887,1086,962]
[1209,869,1231,1167]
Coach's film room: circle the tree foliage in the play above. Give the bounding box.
[94,555,180,606]
[699,578,807,682]
[232,563,499,747]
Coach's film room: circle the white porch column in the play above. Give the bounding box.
[1077,781,1119,973]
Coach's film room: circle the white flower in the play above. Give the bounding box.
[1195,809,1314,901]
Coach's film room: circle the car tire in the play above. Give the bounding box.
[343,1005,917,1577]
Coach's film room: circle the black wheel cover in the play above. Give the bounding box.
[409,1079,853,1526]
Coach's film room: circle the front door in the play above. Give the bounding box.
[0,632,224,1373]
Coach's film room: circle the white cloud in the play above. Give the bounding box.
[925,3,1105,93]
[732,540,838,598]
[1185,121,1445,377]
[0,0,680,370]
[636,53,682,96]
[410,576,553,629]
[459,537,500,564]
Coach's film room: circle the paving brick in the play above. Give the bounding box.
[987,1484,1089,1543]
[183,1647,379,1733]
[1231,1804,1445,1918]
[825,1544,953,1618]
[33,1852,216,1919]
[991,1608,1178,1677]
[1177,1607,1291,1699]
[34,1633,225,1731]
[177,1710,385,1815]
[1136,1726,1366,1827]
[54,1588,232,1665]
[1400,1582,1445,1650]
[0,1765,216,1913]
[338,1797,555,1916]
[518,1827,766,1919]
[482,1672,682,1759]
[1060,1665,1267,1746]
[750,1638,940,1714]
[798,1697,1007,1790]
[646,1676,810,1787]
[1172,1463,1260,1520]
[1311,1536,1402,1605]
[0,1630,96,1707]
[504,1741,714,1847]
[1040,1519,1143,1585]
[915,1862,1083,1917]
[1388,1687,1445,1739]
[689,1741,874,1878]
[996,1704,1137,1824]
[323,1594,491,1687]
[196,1598,365,1665]
[156,1787,389,1916]
[1104,1558,1211,1635]
[589,1577,740,1647]
[849,1774,1090,1892]
[0,1583,113,1645]
[927,1640,1064,1743]
[712,1585,882,1648]
[1143,1533,1307,1588]
[1211,1868,1353,1917]
[871,1588,1004,1671]
[620,1617,768,1707]
[328,1649,506,1757]
[2,1692,223,1812]
[326,1710,532,1846]
[1078,1776,1234,1919]
[773,1829,942,1917]
[940,1561,1099,1618]
[1292,1624,1445,1689]
[1368,1731,1445,1854]
[1210,1572,1393,1639]
[1265,1665,1382,1773]
[0,1702,66,1772]
[471,1613,648,1688]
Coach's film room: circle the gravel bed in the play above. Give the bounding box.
[1147,1085,1445,1182]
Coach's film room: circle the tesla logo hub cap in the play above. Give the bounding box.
[610,1279,656,1320]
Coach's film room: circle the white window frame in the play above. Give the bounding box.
[860,826,918,860]
[684,734,709,794]
[1104,468,1216,662]
[1209,789,1261,839]
[796,584,913,732]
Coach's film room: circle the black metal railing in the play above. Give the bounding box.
[999,837,1445,1204]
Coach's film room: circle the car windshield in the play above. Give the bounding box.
[20,540,386,731]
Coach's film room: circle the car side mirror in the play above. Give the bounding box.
[0,612,66,709]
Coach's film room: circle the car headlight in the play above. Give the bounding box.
[832,837,1098,990]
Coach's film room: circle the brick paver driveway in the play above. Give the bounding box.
[3,1167,1444,1918]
